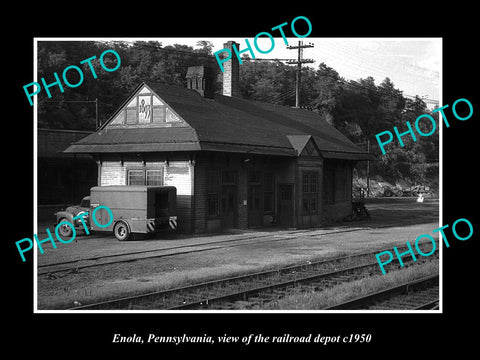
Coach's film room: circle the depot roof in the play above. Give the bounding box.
[65,81,374,160]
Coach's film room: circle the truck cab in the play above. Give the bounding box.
[54,196,91,238]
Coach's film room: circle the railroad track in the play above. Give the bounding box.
[323,274,439,310]
[38,225,387,277]
[68,242,438,311]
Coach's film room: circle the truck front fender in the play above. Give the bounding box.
[55,211,74,224]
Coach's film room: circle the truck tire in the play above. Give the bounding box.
[57,218,73,238]
[114,221,131,241]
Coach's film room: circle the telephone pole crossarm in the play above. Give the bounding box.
[286,41,315,107]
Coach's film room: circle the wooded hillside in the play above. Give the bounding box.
[36,40,439,189]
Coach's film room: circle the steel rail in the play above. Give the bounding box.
[414,299,439,310]
[323,274,439,310]
[167,261,382,310]
[67,251,437,310]
[67,253,382,310]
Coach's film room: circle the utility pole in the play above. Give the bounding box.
[286,41,314,108]
[366,139,370,197]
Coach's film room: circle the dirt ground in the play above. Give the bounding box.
[36,197,439,310]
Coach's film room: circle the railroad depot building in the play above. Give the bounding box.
[65,41,373,234]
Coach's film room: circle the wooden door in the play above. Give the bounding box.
[278,184,294,227]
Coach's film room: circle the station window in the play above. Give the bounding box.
[127,169,144,185]
[146,170,163,185]
[303,171,318,214]
[127,168,163,186]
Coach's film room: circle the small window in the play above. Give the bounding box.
[127,170,144,185]
[207,195,219,217]
[310,173,317,193]
[80,197,90,207]
[303,173,309,193]
[146,169,163,185]
[281,186,292,200]
[127,169,163,186]
[303,171,318,214]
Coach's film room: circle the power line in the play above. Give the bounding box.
[269,87,296,103]
[316,72,439,104]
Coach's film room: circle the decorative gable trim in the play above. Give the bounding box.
[104,82,187,129]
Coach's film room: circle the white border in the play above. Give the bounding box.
[33,37,442,314]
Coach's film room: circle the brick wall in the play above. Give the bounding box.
[222,41,240,97]
[193,153,297,233]
[322,161,354,224]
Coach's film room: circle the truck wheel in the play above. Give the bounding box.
[114,221,131,241]
[57,218,73,238]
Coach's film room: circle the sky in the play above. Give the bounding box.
[159,37,441,107]
[39,37,441,107]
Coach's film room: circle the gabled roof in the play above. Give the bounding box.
[65,80,374,160]
[286,135,314,155]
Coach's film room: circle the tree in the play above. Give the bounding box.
[36,40,438,188]
[239,60,295,105]
[311,62,342,123]
[195,41,214,54]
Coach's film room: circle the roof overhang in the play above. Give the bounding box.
[64,142,202,154]
[321,150,376,161]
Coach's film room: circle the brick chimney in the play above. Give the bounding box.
[186,65,214,98]
[222,41,240,97]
